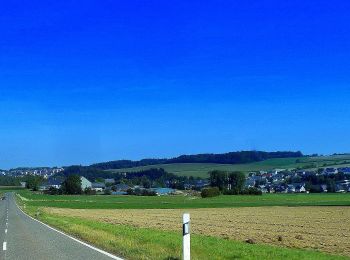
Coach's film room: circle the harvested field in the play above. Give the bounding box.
[44,206,350,257]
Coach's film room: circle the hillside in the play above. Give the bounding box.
[106,154,350,178]
[92,150,302,170]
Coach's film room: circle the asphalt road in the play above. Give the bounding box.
[0,193,122,260]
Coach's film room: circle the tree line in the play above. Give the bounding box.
[0,176,21,186]
[204,170,261,197]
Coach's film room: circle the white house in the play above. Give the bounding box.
[295,185,306,193]
[80,177,92,189]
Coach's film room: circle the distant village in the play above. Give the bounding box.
[38,176,182,196]
[3,165,350,195]
[1,167,64,179]
[246,167,350,193]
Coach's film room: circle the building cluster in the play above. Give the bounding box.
[40,177,181,196]
[246,167,350,193]
[5,167,64,179]
[40,176,106,192]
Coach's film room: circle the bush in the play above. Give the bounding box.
[127,188,157,196]
[84,187,97,195]
[201,187,220,198]
[104,189,112,195]
[309,185,321,193]
[241,187,262,195]
[141,189,157,196]
[223,187,262,195]
[223,188,239,195]
[44,187,63,195]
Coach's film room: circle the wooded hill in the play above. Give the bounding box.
[91,151,303,170]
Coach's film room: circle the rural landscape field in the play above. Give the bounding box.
[106,155,350,177]
[44,206,350,256]
[2,152,350,259]
[2,1,350,260]
[12,188,350,260]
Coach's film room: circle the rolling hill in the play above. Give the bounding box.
[92,151,303,170]
[106,154,350,178]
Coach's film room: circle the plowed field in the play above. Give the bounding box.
[44,206,350,257]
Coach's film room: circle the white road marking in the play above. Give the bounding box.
[16,203,123,260]
[5,229,7,234]
[3,242,6,251]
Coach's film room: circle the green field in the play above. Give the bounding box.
[106,154,350,177]
[16,189,350,209]
[14,189,350,260]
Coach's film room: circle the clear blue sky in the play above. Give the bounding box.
[0,1,349,169]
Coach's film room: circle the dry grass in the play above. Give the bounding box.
[44,206,350,257]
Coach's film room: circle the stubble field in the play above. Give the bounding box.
[45,206,350,257]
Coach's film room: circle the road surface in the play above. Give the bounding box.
[0,193,122,260]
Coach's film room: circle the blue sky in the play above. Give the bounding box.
[0,1,349,168]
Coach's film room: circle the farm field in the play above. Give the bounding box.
[17,206,346,260]
[14,190,350,259]
[106,154,350,177]
[44,206,350,257]
[16,190,350,209]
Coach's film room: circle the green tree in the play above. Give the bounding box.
[228,171,246,193]
[209,171,228,191]
[305,182,312,192]
[95,177,105,183]
[326,179,336,193]
[141,176,151,189]
[26,176,43,191]
[62,175,82,195]
[210,171,246,193]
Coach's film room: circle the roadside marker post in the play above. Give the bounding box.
[183,213,190,260]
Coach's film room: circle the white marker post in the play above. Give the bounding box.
[182,213,190,260]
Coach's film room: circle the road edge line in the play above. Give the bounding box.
[15,198,124,260]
